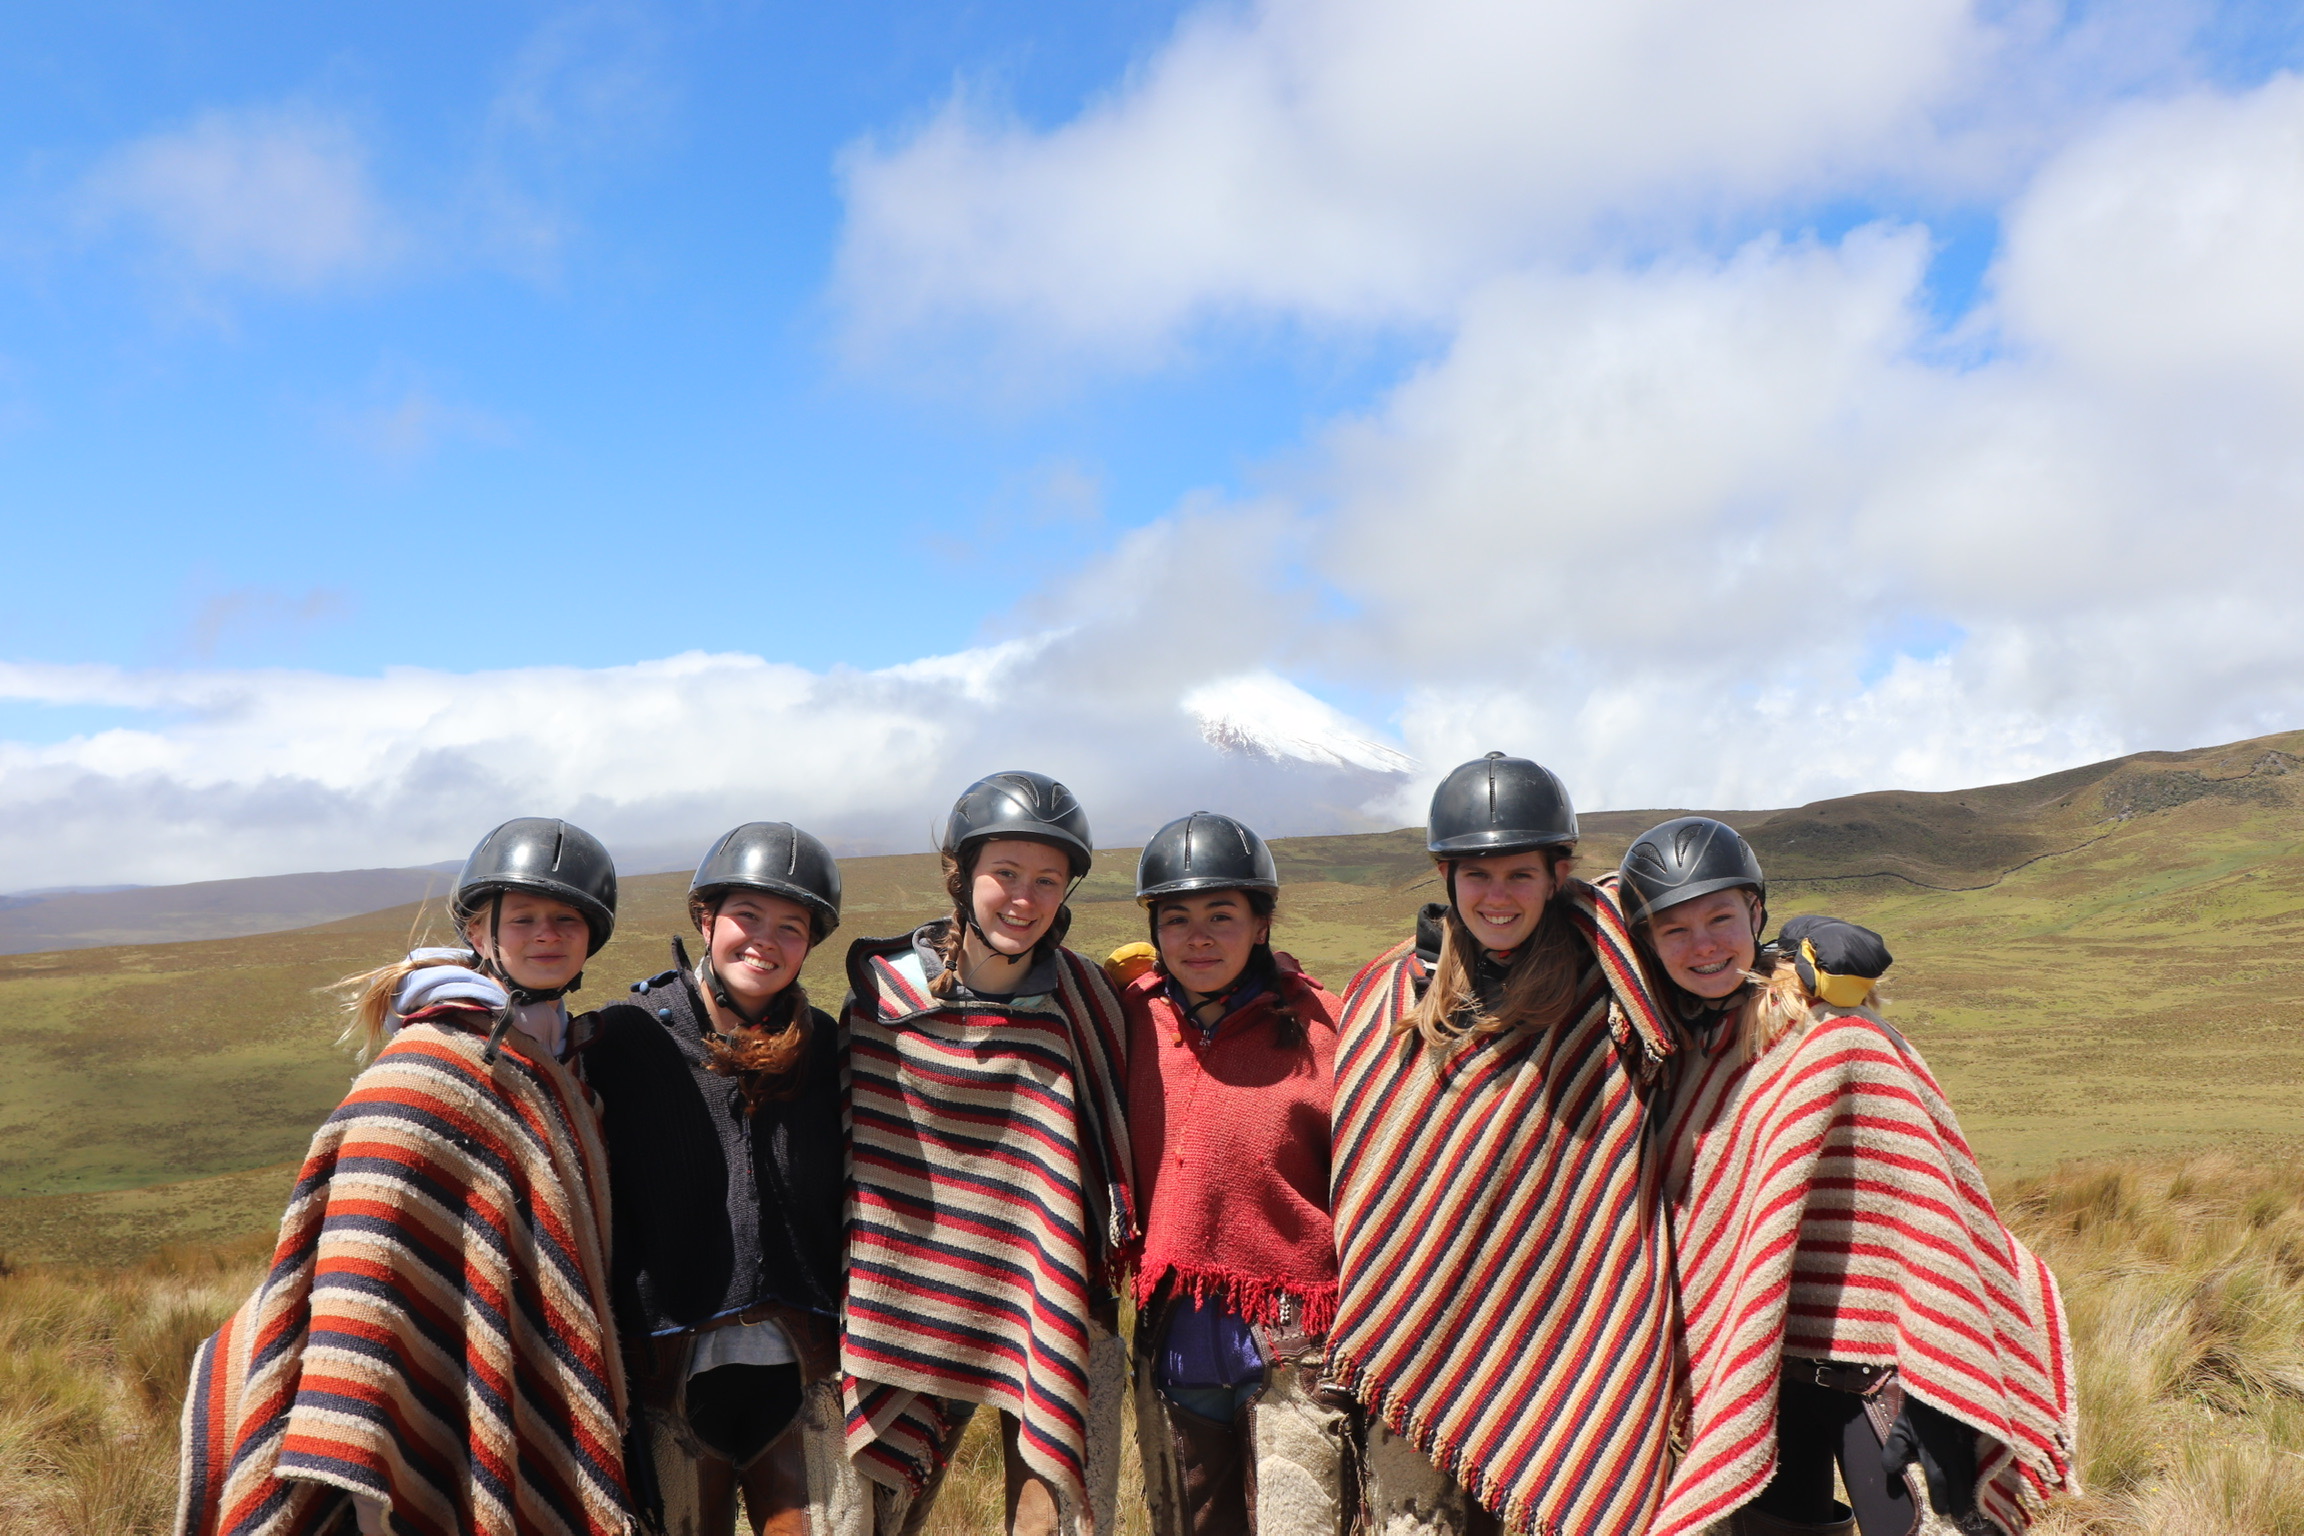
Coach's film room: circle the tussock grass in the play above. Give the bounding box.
[2010,1154,2304,1534]
[0,1235,266,1536]
[4,1155,2299,1533]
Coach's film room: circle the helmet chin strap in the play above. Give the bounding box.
[696,914,782,1029]
[478,891,583,1008]
[958,869,1083,976]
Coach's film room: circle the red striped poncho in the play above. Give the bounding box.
[174,1013,630,1536]
[1326,881,1678,1536]
[839,935,1136,1530]
[1651,1006,2078,1536]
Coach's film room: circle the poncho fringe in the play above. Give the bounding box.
[1140,1266,1338,1338]
[1652,1008,2079,1536]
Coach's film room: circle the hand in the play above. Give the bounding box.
[1881,1394,1976,1516]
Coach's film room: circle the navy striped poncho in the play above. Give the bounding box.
[838,932,1134,1531]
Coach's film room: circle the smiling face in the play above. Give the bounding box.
[1448,849,1568,955]
[1646,887,1762,998]
[1153,889,1270,1000]
[465,890,591,992]
[704,889,815,1014]
[969,838,1073,956]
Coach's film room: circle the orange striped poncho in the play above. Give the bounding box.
[1651,1006,2078,1536]
[1326,880,1679,1536]
[174,1014,630,1536]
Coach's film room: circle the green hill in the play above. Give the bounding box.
[3,729,2300,1265]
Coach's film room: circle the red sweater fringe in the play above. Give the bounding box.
[1121,955,1341,1334]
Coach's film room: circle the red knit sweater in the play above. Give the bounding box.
[1123,954,1342,1334]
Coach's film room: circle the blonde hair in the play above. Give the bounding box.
[329,897,485,1061]
[1402,850,1587,1049]
[1737,951,1887,1061]
[330,946,481,1061]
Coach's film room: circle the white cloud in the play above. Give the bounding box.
[0,646,1414,889]
[466,2,675,279]
[834,0,2003,363]
[14,13,2302,890]
[81,106,400,290]
[1995,70,2304,392]
[1281,75,2304,815]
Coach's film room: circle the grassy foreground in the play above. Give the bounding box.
[4,1153,2296,1534]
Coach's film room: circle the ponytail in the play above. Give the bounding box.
[700,975,813,1105]
[330,947,480,1062]
[928,850,973,999]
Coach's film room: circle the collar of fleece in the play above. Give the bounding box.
[1122,955,1341,1334]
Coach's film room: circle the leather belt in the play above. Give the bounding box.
[1784,1355,1894,1396]
[687,1301,796,1337]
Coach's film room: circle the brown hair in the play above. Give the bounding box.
[1402,850,1588,1048]
[927,842,1068,998]
[1148,889,1301,1048]
[701,984,811,1105]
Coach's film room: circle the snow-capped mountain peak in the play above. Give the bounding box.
[1181,673,1417,775]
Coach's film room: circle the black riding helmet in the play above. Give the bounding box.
[1618,816,1766,930]
[1136,812,1279,904]
[1427,752,1578,858]
[690,821,843,942]
[451,817,619,954]
[944,770,1094,877]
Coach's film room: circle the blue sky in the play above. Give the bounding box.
[3,0,1334,678]
[4,1,2303,886]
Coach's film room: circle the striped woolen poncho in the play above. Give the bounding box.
[1651,1005,2078,1536]
[839,933,1136,1530]
[174,1013,630,1536]
[1326,880,1678,1536]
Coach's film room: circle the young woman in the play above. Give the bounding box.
[1620,817,2077,1536]
[1325,753,1680,1536]
[838,771,1135,1536]
[177,818,630,1536]
[1105,812,1350,1536]
[583,822,859,1536]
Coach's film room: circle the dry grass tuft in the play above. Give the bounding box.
[0,1235,265,1536]
[2010,1153,2304,1534]
[5,1156,2300,1533]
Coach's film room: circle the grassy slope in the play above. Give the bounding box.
[12,1153,2296,1536]
[3,730,2300,1263]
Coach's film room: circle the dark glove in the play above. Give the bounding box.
[1881,1394,1977,1516]
[1414,902,1448,969]
[1777,914,1892,1007]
